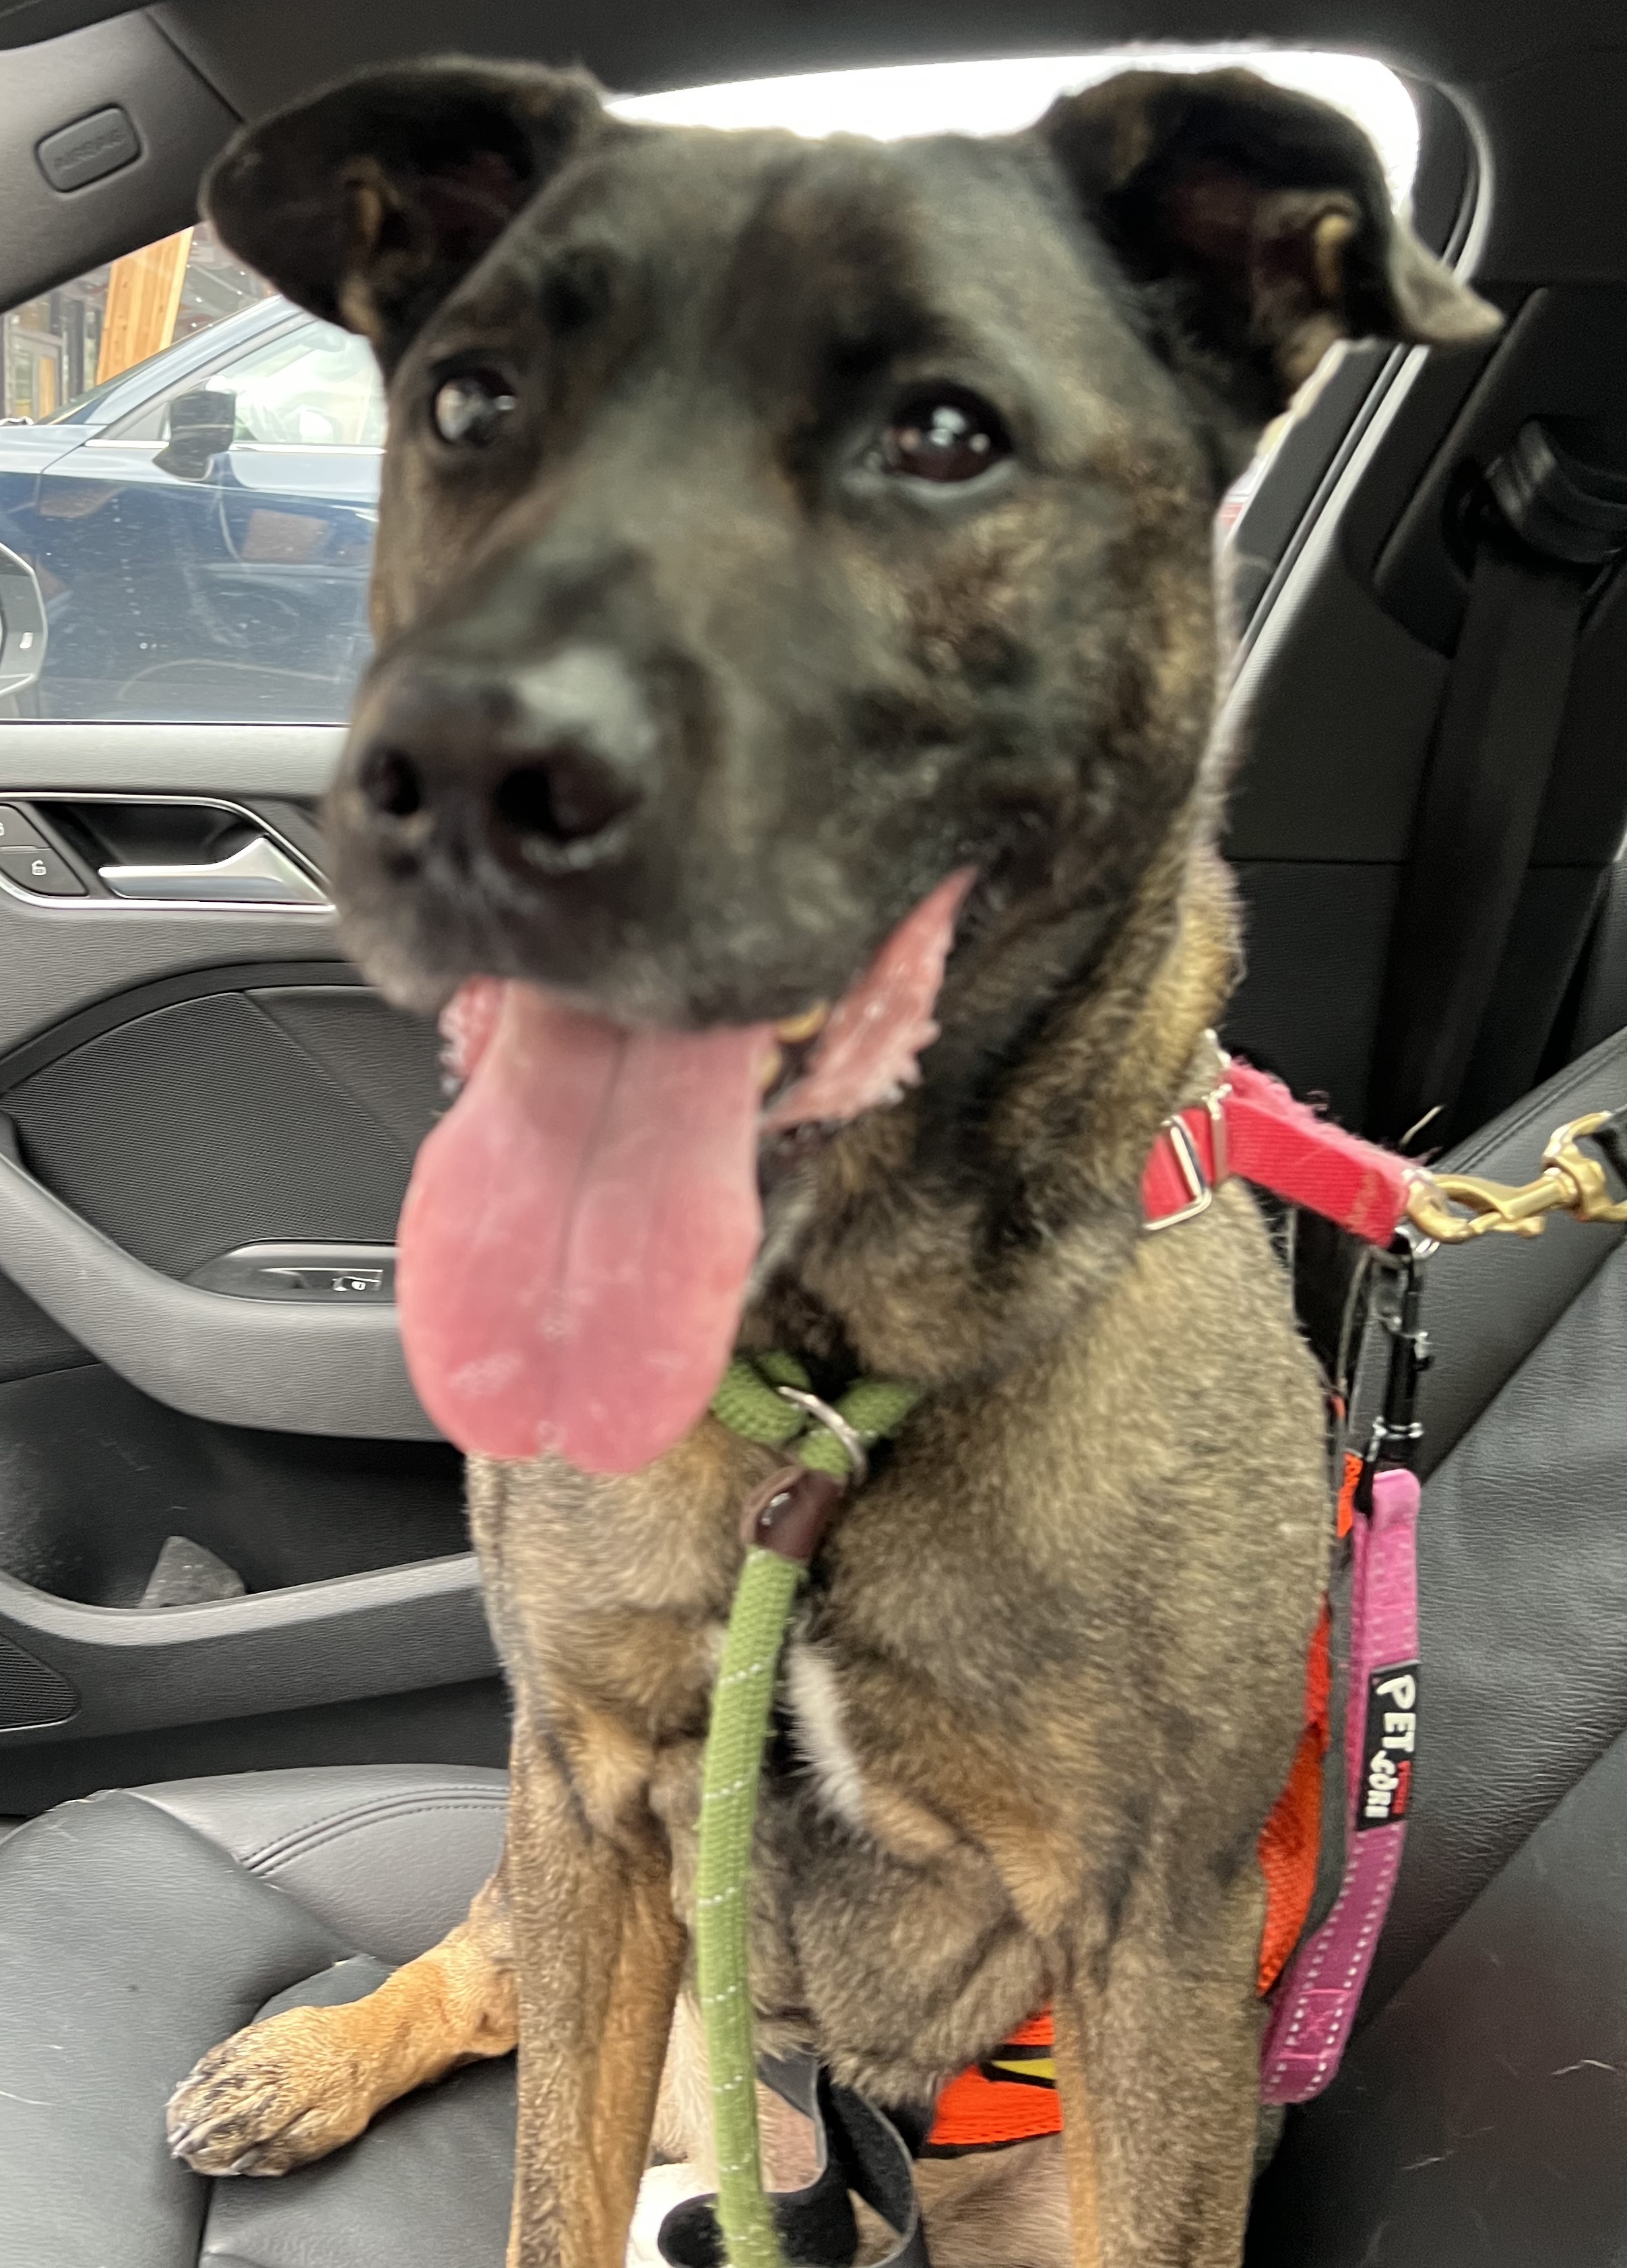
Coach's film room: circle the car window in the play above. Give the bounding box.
[0,224,381,725]
[3,222,273,426]
[0,53,1422,732]
[104,317,388,449]
[217,324,386,449]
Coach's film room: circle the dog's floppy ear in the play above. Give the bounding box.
[203,59,606,371]
[1039,67,1499,430]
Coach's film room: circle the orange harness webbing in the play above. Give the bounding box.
[923,1596,1335,2153]
[923,2011,1064,2154]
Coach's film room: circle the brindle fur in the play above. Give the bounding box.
[165,57,1496,2267]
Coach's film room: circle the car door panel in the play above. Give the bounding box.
[0,1133,439,1437]
[0,1541,491,1746]
[2,985,430,1281]
[0,725,499,1807]
[0,724,342,1043]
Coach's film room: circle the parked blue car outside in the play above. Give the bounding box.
[0,295,381,723]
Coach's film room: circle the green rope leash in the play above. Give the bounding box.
[710,1350,921,1478]
[697,1353,922,2268]
[694,1540,802,2268]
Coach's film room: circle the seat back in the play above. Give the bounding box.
[1248,1020,1627,2265]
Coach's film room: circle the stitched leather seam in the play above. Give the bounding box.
[243,1790,506,1869]
[245,1794,507,1875]
[229,1781,504,1867]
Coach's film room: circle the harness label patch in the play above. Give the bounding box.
[1355,1662,1419,1832]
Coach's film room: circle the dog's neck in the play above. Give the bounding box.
[746,829,1238,1392]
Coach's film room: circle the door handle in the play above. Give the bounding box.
[98,832,329,905]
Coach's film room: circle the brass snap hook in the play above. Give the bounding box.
[1404,1111,1627,1243]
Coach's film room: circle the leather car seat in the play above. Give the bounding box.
[0,1764,511,2266]
[1248,1020,1627,2266]
[4,1027,1627,2267]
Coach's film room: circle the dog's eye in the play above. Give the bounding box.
[431,371,518,447]
[879,391,1011,483]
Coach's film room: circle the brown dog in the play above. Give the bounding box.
[164,57,1495,2267]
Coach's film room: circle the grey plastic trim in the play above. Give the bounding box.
[0,1142,439,1439]
[0,790,333,912]
[0,723,346,800]
[0,743,348,1057]
[0,1553,493,1747]
[0,892,346,1058]
[100,831,329,905]
[0,12,237,313]
[35,102,141,193]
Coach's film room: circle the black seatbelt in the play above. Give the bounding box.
[1371,421,1627,1148]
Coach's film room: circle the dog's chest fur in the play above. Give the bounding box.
[465,1169,1329,2108]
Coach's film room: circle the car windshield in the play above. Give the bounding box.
[611,50,1417,200]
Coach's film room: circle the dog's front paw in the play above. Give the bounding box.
[166,2004,385,2177]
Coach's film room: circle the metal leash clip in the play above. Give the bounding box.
[1358,1222,1434,1499]
[775,1386,870,1487]
[1405,1110,1627,1243]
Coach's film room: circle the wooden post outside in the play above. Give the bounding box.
[95,229,194,384]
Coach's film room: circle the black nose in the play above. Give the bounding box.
[348,648,655,875]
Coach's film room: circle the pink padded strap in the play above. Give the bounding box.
[1259,1464,1422,2103]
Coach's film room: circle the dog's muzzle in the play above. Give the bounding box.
[344,644,659,882]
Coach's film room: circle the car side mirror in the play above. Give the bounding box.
[155,388,238,481]
[0,543,47,700]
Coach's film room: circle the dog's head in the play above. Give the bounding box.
[208,61,1495,1472]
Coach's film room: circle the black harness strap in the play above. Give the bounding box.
[658,2052,930,2268]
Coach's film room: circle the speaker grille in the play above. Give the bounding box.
[0,1633,78,1729]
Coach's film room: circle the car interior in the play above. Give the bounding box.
[1,1,1625,2263]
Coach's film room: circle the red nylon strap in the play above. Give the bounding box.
[1141,1058,1413,1248]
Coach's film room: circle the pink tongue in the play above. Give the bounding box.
[397,989,772,1472]
[397,869,974,1475]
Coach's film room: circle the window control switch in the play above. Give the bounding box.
[188,1243,397,1301]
